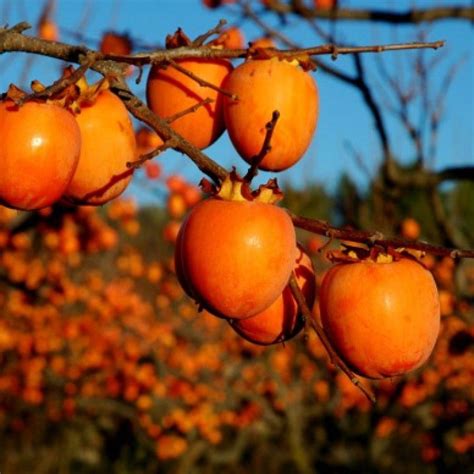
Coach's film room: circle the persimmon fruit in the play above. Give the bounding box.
[146,59,233,149]
[64,88,136,205]
[0,100,81,210]
[230,246,315,345]
[223,58,319,171]
[319,257,440,379]
[176,175,297,319]
[314,0,337,9]
[212,27,245,50]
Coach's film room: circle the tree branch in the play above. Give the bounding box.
[288,274,376,404]
[268,3,474,24]
[289,211,474,259]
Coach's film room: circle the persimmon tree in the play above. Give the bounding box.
[0,1,473,471]
[0,0,473,399]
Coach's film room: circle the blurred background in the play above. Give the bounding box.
[0,0,473,473]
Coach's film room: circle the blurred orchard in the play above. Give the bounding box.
[0,1,473,473]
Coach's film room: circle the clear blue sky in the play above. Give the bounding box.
[0,0,472,204]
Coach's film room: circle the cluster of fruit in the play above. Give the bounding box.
[0,76,136,211]
[147,31,441,381]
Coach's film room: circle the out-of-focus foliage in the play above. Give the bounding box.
[0,170,472,474]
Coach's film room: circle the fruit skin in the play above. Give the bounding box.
[230,246,315,345]
[314,0,337,9]
[223,58,319,171]
[64,90,136,205]
[178,198,297,319]
[146,59,233,149]
[0,100,81,211]
[319,258,440,379]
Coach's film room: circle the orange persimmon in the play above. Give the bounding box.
[0,100,81,210]
[64,88,136,205]
[146,59,233,149]
[176,175,297,319]
[223,58,319,171]
[314,0,337,9]
[230,246,315,344]
[319,257,440,379]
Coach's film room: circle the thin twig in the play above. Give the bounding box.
[165,97,214,124]
[22,52,97,102]
[244,110,280,182]
[126,138,178,169]
[288,274,376,404]
[192,19,227,47]
[289,211,474,259]
[167,59,236,99]
[266,3,474,24]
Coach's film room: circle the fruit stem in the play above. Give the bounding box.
[288,273,377,404]
[244,110,280,183]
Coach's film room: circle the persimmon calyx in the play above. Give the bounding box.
[200,170,284,204]
[327,243,429,266]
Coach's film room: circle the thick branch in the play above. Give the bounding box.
[269,3,474,23]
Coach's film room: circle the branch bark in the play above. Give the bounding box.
[266,2,474,24]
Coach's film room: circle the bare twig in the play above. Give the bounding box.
[266,3,474,24]
[22,52,97,102]
[165,97,214,124]
[166,59,236,99]
[289,211,474,259]
[127,138,178,169]
[288,274,376,404]
[192,19,227,47]
[243,110,280,182]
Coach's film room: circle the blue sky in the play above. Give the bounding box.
[0,0,472,203]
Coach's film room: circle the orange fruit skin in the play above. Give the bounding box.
[319,258,440,379]
[64,90,136,205]
[178,198,297,319]
[146,59,233,149]
[314,0,337,9]
[223,59,319,171]
[0,101,81,211]
[231,247,315,345]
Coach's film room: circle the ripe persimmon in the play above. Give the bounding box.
[223,58,319,171]
[64,85,136,205]
[212,27,246,50]
[250,37,276,49]
[319,256,440,379]
[176,175,297,319]
[401,217,421,240]
[146,58,233,149]
[314,0,337,9]
[230,246,315,345]
[0,99,81,210]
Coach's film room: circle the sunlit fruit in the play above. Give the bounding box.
[144,162,161,180]
[230,246,315,344]
[38,19,59,41]
[250,37,276,49]
[99,31,133,55]
[401,217,421,240]
[223,58,319,171]
[176,175,297,319]
[64,88,136,205]
[0,99,81,210]
[213,26,245,49]
[314,0,337,9]
[319,256,440,379]
[146,59,233,149]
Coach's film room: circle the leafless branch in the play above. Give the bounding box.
[289,211,474,259]
[244,110,280,182]
[266,2,474,24]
